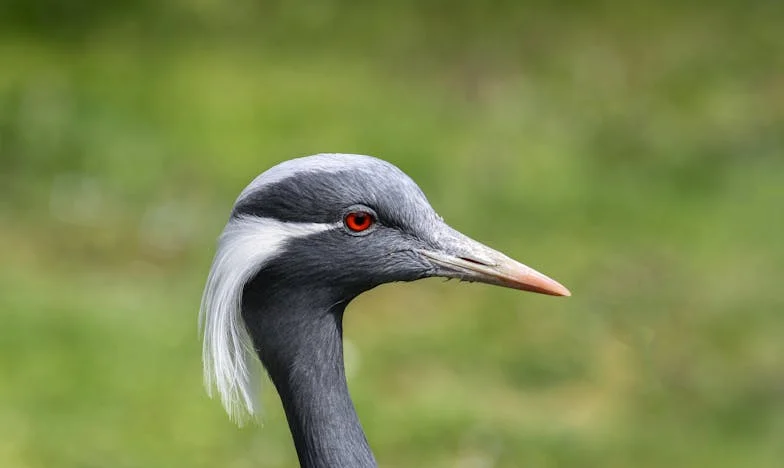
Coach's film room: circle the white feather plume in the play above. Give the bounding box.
[199,215,337,424]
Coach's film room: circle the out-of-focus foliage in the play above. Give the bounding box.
[1,1,782,467]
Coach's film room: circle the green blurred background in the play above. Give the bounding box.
[1,1,783,467]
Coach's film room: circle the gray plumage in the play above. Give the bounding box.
[200,153,570,468]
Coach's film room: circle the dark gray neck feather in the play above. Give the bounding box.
[242,281,376,468]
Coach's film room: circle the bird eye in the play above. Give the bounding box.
[344,211,375,233]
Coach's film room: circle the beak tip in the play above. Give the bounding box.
[534,282,571,297]
[516,270,571,298]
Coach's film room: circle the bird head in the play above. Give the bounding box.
[229,153,569,297]
[200,153,569,422]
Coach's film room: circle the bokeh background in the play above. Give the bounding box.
[1,1,783,467]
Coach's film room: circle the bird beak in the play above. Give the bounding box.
[418,226,571,297]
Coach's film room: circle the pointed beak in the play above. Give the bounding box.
[418,226,571,297]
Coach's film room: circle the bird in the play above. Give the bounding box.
[199,153,570,468]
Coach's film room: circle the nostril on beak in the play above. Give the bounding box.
[458,256,491,267]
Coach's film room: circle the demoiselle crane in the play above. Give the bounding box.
[200,153,570,467]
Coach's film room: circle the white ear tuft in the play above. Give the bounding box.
[199,215,337,424]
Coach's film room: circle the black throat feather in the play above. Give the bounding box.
[241,271,377,468]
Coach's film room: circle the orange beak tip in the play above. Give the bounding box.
[523,282,571,297]
[513,270,572,297]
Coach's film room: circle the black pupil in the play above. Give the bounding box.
[353,213,367,226]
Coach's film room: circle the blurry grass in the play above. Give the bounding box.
[2,2,784,467]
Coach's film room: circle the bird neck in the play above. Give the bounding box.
[242,287,376,468]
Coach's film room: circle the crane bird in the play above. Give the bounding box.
[200,153,570,468]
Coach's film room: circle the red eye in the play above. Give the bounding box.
[344,211,375,232]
